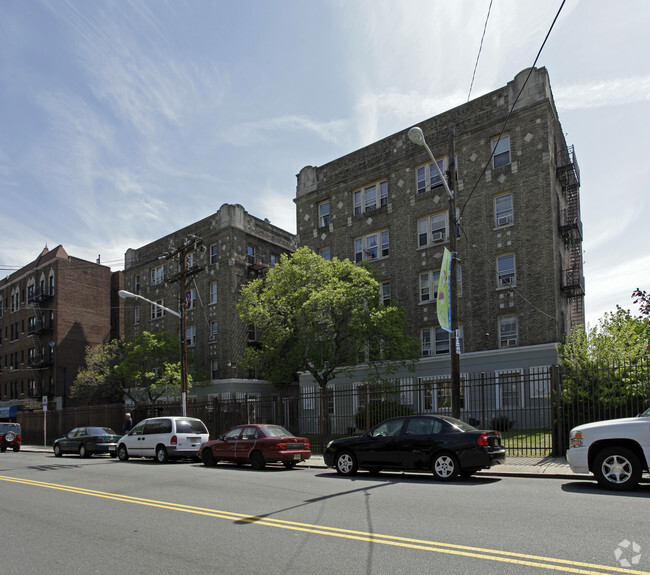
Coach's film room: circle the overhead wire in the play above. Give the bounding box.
[467,0,493,103]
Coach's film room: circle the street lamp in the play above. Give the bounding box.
[408,127,462,419]
[118,290,188,416]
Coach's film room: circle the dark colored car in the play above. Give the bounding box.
[323,415,506,480]
[199,424,311,470]
[53,427,122,458]
[0,423,21,452]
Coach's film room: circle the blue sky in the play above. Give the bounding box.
[1,0,649,328]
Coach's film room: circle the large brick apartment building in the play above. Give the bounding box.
[0,245,119,414]
[121,203,296,399]
[294,67,583,387]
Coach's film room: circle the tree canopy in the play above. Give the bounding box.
[71,331,196,406]
[237,247,420,388]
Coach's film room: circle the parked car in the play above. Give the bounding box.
[0,423,22,452]
[117,416,209,463]
[566,407,650,490]
[53,427,121,458]
[198,424,311,470]
[323,415,506,480]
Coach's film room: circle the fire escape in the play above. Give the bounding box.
[557,144,585,328]
[28,287,54,398]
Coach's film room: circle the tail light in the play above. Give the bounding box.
[305,441,310,450]
[170,435,178,445]
[94,437,105,443]
[273,442,288,450]
[477,432,490,447]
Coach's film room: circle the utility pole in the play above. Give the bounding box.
[165,235,204,416]
[448,132,461,420]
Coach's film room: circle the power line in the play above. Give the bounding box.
[467,0,493,102]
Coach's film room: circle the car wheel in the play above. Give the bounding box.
[155,445,169,463]
[53,444,63,457]
[202,449,216,467]
[0,446,7,452]
[4,432,16,443]
[432,453,460,481]
[335,450,358,476]
[593,447,642,491]
[117,444,129,461]
[250,451,266,470]
[13,444,20,452]
[79,444,89,458]
[283,460,298,469]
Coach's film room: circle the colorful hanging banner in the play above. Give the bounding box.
[437,247,452,333]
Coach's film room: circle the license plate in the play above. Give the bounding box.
[189,437,199,442]
[294,454,301,460]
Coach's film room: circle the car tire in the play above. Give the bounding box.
[250,451,266,470]
[202,449,216,467]
[54,444,63,457]
[79,444,89,458]
[117,444,129,461]
[13,444,20,452]
[4,432,16,443]
[593,446,642,491]
[283,460,298,469]
[335,450,358,476]
[432,452,460,481]
[1,446,6,452]
[155,445,169,463]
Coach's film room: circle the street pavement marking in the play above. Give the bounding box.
[1,474,647,575]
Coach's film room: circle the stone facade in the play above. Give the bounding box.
[122,203,296,391]
[294,67,584,377]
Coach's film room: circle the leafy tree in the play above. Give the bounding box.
[114,331,191,406]
[632,287,650,318]
[558,307,650,425]
[70,339,125,405]
[237,247,420,434]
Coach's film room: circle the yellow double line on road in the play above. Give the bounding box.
[1,475,646,575]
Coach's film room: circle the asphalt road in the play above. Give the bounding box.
[1,451,649,575]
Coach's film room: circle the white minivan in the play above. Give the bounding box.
[117,416,209,463]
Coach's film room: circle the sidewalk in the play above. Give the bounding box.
[20,445,588,479]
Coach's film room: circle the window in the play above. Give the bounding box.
[495,193,513,226]
[499,316,518,348]
[492,134,511,169]
[416,158,445,194]
[380,282,390,306]
[27,282,35,303]
[247,245,255,265]
[353,181,388,215]
[210,244,218,265]
[435,327,450,355]
[497,254,516,287]
[186,252,196,269]
[209,321,218,341]
[270,254,279,268]
[134,307,140,325]
[209,282,218,305]
[318,200,330,227]
[419,270,440,303]
[186,288,197,310]
[134,275,141,294]
[318,247,331,261]
[421,328,432,357]
[418,213,447,247]
[497,369,523,409]
[354,230,389,262]
[210,359,219,379]
[186,325,196,347]
[151,299,165,320]
[48,273,55,296]
[420,376,467,411]
[151,264,165,286]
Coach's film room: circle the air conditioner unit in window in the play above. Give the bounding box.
[208,334,218,342]
[499,275,514,286]
[431,231,444,242]
[501,338,518,347]
[497,216,511,226]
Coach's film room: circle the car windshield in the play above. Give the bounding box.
[87,427,117,435]
[0,423,20,433]
[176,419,208,434]
[640,407,650,417]
[260,425,293,437]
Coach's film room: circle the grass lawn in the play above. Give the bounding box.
[501,428,553,458]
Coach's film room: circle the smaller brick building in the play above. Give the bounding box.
[0,245,118,412]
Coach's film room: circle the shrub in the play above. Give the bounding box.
[489,415,514,432]
[355,400,413,430]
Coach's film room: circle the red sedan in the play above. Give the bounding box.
[199,424,311,470]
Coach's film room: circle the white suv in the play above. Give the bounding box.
[117,416,209,463]
[567,407,650,490]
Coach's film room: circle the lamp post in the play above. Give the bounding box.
[408,127,462,419]
[118,290,188,416]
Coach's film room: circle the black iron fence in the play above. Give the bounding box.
[16,361,650,457]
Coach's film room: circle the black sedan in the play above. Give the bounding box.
[53,427,122,458]
[323,415,506,480]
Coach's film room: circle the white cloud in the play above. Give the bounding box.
[554,75,650,110]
